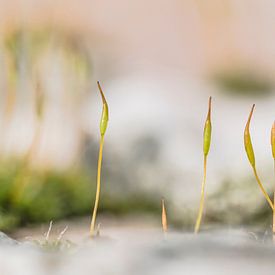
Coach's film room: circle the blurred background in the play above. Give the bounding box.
[0,0,275,233]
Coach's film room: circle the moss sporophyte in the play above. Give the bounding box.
[161,198,168,234]
[271,121,275,235]
[90,81,109,238]
[244,104,273,210]
[194,97,212,234]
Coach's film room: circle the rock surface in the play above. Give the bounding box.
[0,231,19,246]
[1,229,275,275]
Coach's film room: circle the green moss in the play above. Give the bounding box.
[0,159,160,232]
[0,212,19,231]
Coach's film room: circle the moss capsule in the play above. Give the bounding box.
[271,121,275,160]
[203,97,212,156]
[244,104,255,168]
[97,81,109,136]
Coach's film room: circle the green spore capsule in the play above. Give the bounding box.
[271,121,275,160]
[203,97,212,156]
[97,81,109,136]
[244,104,255,168]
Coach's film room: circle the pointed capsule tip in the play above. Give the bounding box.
[97,81,107,104]
[251,103,255,113]
[97,81,102,93]
[207,96,212,120]
[246,104,255,127]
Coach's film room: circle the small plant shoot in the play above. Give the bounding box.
[271,121,275,235]
[90,81,109,238]
[194,97,212,234]
[161,198,168,234]
[244,105,273,210]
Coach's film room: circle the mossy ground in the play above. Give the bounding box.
[0,158,160,232]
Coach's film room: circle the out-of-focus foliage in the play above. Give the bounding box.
[0,159,92,231]
[0,159,160,232]
[4,28,92,91]
[212,69,274,96]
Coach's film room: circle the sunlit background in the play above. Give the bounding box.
[0,0,275,232]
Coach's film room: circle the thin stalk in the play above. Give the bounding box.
[195,155,207,233]
[271,121,275,237]
[161,198,168,234]
[273,160,275,237]
[252,166,274,210]
[90,135,104,237]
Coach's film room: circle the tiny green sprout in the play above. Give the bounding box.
[90,81,109,238]
[161,198,168,234]
[194,96,212,234]
[244,105,273,210]
[33,221,73,252]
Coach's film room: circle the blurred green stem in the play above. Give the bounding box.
[11,123,42,204]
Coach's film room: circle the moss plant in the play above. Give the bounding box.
[161,198,168,234]
[90,81,109,238]
[194,97,212,233]
[244,104,274,210]
[271,121,275,235]
[33,221,74,252]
